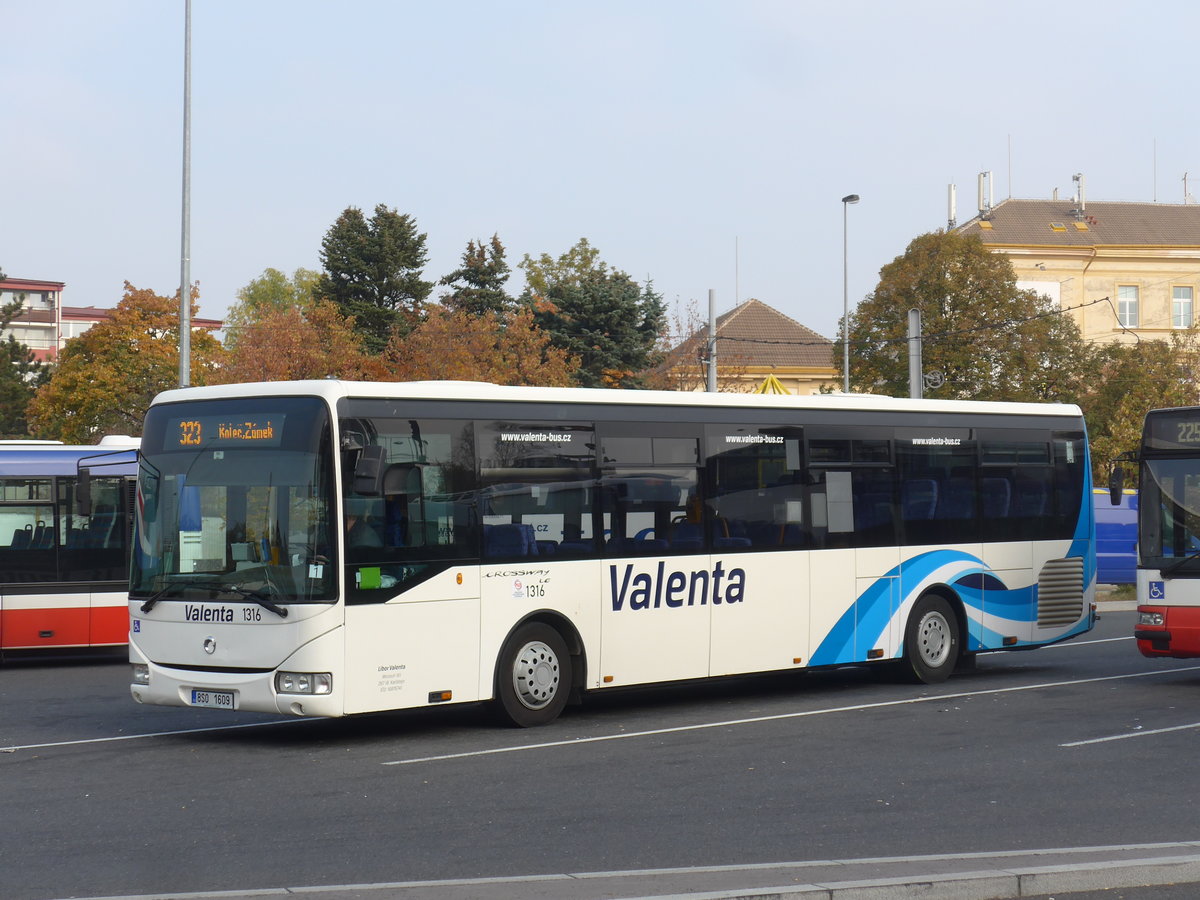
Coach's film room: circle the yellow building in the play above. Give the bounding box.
[956,197,1200,345]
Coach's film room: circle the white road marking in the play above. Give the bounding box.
[1062,721,1200,747]
[383,665,1200,765]
[1041,636,1132,648]
[0,719,301,753]
[2,636,1181,759]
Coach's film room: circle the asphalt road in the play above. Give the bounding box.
[3,604,1200,900]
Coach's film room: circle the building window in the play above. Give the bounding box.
[1117,285,1139,328]
[1173,286,1194,329]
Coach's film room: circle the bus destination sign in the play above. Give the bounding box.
[169,415,285,448]
[1145,409,1200,450]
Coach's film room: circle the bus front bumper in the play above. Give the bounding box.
[1135,605,1200,658]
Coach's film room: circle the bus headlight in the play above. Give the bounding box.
[131,664,150,685]
[1138,611,1166,627]
[275,671,333,695]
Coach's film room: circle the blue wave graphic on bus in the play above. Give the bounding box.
[809,554,1084,667]
[809,485,1096,667]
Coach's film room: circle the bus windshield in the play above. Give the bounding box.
[1140,456,1200,572]
[131,396,336,605]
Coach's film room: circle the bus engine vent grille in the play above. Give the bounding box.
[1037,557,1085,627]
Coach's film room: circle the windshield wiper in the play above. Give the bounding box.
[138,581,189,613]
[219,584,289,618]
[138,580,289,617]
[1161,548,1200,578]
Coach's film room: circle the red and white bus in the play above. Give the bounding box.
[0,439,138,656]
[1128,406,1200,658]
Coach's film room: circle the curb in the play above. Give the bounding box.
[619,854,1200,900]
[47,847,1200,900]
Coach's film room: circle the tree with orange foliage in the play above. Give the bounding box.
[381,306,577,386]
[214,299,384,384]
[28,283,225,442]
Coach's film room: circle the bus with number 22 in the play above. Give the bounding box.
[128,380,1096,725]
[1125,406,1200,657]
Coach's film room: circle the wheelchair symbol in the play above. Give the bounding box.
[1148,581,1166,601]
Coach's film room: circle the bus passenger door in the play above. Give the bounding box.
[857,548,900,659]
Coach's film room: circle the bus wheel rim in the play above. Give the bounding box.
[512,640,560,710]
[918,611,952,668]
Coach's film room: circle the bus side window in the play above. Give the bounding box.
[704,426,804,551]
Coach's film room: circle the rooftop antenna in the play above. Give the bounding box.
[947,183,957,230]
[1007,134,1012,199]
[1071,173,1086,219]
[977,171,993,218]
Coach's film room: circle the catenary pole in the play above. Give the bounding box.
[179,0,192,387]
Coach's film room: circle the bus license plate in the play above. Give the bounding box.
[190,689,235,709]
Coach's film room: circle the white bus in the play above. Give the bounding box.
[128,381,1096,725]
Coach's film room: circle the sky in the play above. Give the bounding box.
[6,0,1200,342]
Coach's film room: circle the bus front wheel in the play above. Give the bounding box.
[902,595,960,684]
[494,622,571,727]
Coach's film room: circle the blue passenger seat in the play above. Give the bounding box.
[981,477,1011,518]
[939,477,975,519]
[670,521,704,550]
[1013,477,1049,517]
[483,523,537,558]
[901,478,939,520]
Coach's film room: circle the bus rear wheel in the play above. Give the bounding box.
[494,622,571,727]
[902,595,959,684]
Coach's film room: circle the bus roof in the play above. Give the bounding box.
[0,444,139,476]
[149,380,1084,419]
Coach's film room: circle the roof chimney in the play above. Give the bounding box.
[948,183,957,229]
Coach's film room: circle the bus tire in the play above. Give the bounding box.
[902,595,959,684]
[494,622,571,727]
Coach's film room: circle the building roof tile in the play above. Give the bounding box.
[958,198,1200,247]
[669,298,833,369]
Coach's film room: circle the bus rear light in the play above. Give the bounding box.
[275,671,333,695]
[131,664,150,685]
[1139,611,1166,627]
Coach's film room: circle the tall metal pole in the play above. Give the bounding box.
[706,288,717,392]
[841,194,859,392]
[907,308,923,399]
[179,0,192,387]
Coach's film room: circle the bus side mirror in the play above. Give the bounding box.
[1108,467,1125,506]
[353,445,387,496]
[78,467,93,517]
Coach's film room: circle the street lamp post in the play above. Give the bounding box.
[841,193,859,393]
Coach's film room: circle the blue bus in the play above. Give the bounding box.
[1094,488,1137,585]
